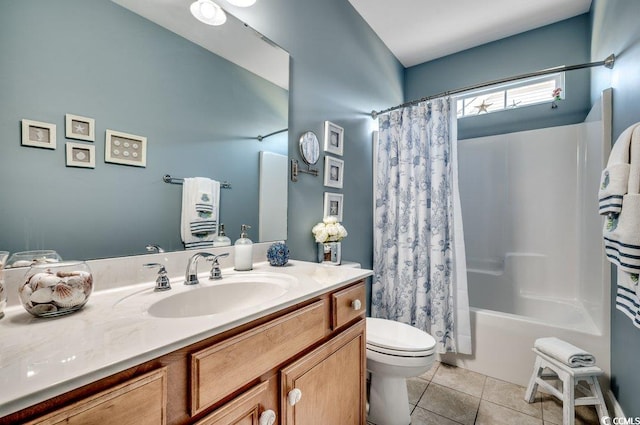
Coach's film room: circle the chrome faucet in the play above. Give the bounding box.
[144,263,171,291]
[146,244,165,253]
[184,252,230,285]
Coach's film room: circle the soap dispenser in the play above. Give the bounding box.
[234,224,253,271]
[213,223,231,247]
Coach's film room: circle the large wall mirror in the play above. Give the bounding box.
[0,0,289,261]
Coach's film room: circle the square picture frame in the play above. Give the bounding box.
[323,120,344,156]
[105,129,147,167]
[66,142,95,168]
[324,156,344,189]
[324,192,344,222]
[21,119,56,149]
[65,113,95,142]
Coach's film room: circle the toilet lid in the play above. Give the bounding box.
[366,317,436,354]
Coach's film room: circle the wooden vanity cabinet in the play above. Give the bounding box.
[190,300,328,416]
[4,280,367,425]
[23,368,168,425]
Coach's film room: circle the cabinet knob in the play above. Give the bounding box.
[351,299,362,311]
[259,409,276,425]
[287,388,302,406]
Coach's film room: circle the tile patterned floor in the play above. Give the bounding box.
[368,362,602,425]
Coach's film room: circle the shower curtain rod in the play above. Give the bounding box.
[371,53,616,119]
[256,128,288,142]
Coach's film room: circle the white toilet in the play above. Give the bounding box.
[366,317,436,425]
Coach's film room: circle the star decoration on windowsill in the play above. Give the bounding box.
[475,101,492,114]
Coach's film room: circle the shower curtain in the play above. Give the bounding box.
[372,98,471,354]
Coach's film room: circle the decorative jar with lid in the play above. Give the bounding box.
[19,261,93,318]
[6,250,62,268]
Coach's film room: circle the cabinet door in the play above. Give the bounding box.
[25,368,167,425]
[280,320,365,425]
[194,380,277,425]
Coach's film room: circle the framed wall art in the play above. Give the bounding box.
[323,120,344,156]
[66,142,95,168]
[21,119,56,149]
[65,114,95,142]
[323,156,344,189]
[105,129,147,167]
[323,192,344,222]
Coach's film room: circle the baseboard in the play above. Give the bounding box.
[607,390,626,418]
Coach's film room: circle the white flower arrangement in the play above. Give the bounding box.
[312,216,348,243]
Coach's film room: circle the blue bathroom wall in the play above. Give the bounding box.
[226,0,403,271]
[404,15,591,140]
[590,0,640,417]
[0,0,287,259]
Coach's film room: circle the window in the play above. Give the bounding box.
[456,73,564,118]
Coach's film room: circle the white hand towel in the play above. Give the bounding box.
[603,125,640,274]
[602,123,640,329]
[191,186,217,235]
[598,123,639,215]
[195,189,214,214]
[603,193,640,273]
[534,337,595,367]
[181,177,220,249]
[598,164,630,215]
[615,266,640,329]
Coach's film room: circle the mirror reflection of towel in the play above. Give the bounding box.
[181,177,220,249]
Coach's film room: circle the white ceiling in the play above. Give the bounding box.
[348,0,592,68]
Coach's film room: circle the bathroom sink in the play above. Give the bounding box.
[147,273,296,318]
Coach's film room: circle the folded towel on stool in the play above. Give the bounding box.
[534,337,595,367]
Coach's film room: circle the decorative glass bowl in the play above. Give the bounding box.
[0,251,8,319]
[6,250,62,268]
[267,242,289,266]
[19,261,93,318]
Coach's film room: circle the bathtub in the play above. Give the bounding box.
[441,266,610,387]
[446,91,612,387]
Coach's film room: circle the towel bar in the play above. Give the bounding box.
[163,174,231,189]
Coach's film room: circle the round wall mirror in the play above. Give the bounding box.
[299,131,320,165]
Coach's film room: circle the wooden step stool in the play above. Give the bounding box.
[524,348,609,425]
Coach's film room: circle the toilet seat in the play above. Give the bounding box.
[367,344,434,357]
[366,317,436,357]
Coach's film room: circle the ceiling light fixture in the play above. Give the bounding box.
[190,0,227,26]
[226,0,257,7]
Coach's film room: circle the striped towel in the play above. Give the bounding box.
[600,122,640,329]
[602,125,640,274]
[181,177,220,249]
[598,123,639,216]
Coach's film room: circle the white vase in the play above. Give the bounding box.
[318,242,341,265]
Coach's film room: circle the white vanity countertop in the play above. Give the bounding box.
[0,260,372,417]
